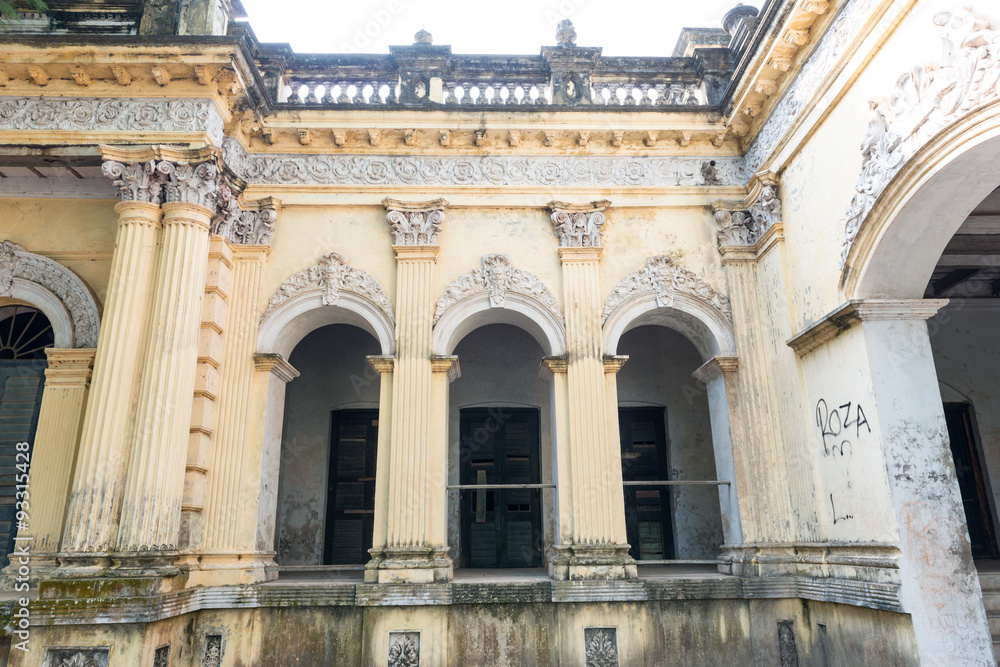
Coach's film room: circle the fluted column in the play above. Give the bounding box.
[365,355,394,582]
[8,349,94,579]
[549,200,633,580]
[602,356,631,550]
[189,242,271,584]
[376,198,451,583]
[59,173,163,575]
[115,159,222,572]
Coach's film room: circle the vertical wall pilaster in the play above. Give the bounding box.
[602,356,630,548]
[376,198,451,583]
[548,200,633,580]
[365,355,394,582]
[115,200,214,570]
[60,193,162,575]
[14,348,94,577]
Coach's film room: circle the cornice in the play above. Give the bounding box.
[786,299,948,356]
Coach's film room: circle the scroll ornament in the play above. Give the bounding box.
[602,255,733,324]
[433,254,562,325]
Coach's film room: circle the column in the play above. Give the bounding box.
[365,356,394,582]
[114,152,225,573]
[376,198,451,583]
[59,159,164,576]
[548,200,633,580]
[194,241,271,585]
[602,356,631,551]
[9,349,94,579]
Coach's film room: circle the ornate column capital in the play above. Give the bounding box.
[216,197,280,246]
[548,200,610,248]
[383,198,449,246]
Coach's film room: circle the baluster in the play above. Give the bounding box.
[386,81,399,104]
[639,83,652,105]
[286,81,300,104]
[322,82,336,104]
[337,81,351,104]
[370,80,384,105]
[352,81,365,104]
[304,81,319,104]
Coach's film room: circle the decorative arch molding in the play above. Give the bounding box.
[432,254,566,356]
[0,240,100,348]
[602,255,736,359]
[257,252,395,357]
[838,8,1000,273]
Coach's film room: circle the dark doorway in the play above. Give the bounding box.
[323,409,378,565]
[944,403,999,560]
[460,408,542,568]
[619,407,674,561]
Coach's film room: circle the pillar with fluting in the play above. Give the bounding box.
[115,152,227,573]
[376,198,451,583]
[365,355,394,582]
[548,200,634,580]
[195,242,271,584]
[10,349,94,578]
[59,158,164,576]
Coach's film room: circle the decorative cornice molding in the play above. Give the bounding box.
[433,254,562,326]
[0,97,223,145]
[222,138,748,188]
[839,8,1000,268]
[383,198,448,246]
[786,299,949,356]
[602,255,733,325]
[548,200,610,248]
[692,355,739,383]
[0,240,101,348]
[260,252,395,325]
[602,355,629,374]
[366,355,395,374]
[253,353,300,383]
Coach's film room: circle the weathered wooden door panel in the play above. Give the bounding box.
[619,407,674,561]
[323,410,378,565]
[944,403,998,560]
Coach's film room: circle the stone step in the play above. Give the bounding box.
[988,614,1000,636]
[984,590,1000,611]
[979,571,1000,590]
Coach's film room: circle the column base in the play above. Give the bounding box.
[52,552,113,578]
[176,550,278,586]
[369,546,452,583]
[550,544,637,581]
[721,543,902,583]
[106,550,181,578]
[0,552,59,587]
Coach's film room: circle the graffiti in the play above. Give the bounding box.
[829,494,854,524]
[815,398,870,456]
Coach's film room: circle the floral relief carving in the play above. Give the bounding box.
[159,160,221,209]
[602,255,733,325]
[202,635,222,667]
[713,209,753,246]
[387,631,420,667]
[43,648,110,667]
[840,8,1000,267]
[584,628,620,667]
[101,160,163,202]
[223,138,747,188]
[433,254,562,325]
[0,240,100,347]
[385,204,447,246]
[261,253,394,325]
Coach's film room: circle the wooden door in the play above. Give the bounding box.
[460,408,542,568]
[618,407,674,561]
[0,361,46,568]
[944,403,998,559]
[323,410,378,565]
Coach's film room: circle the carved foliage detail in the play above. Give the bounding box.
[102,160,163,202]
[261,253,394,324]
[153,645,170,667]
[203,635,222,667]
[602,255,733,324]
[386,209,445,245]
[551,209,606,247]
[714,209,753,246]
[434,254,562,325]
[840,8,1000,267]
[43,648,110,667]
[584,628,620,667]
[387,631,420,667]
[0,240,100,347]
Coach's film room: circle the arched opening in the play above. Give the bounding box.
[447,323,554,571]
[274,323,382,567]
[615,325,723,562]
[0,304,51,566]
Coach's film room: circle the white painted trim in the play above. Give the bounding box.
[7,279,74,349]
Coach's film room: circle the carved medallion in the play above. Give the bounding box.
[584,627,620,667]
[433,254,562,325]
[603,255,733,325]
[387,631,420,667]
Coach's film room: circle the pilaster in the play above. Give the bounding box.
[376,198,452,583]
[59,187,163,576]
[548,200,633,580]
[365,355,395,582]
[8,349,94,580]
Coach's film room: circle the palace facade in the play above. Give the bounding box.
[0,0,998,664]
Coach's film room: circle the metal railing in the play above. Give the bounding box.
[625,479,730,566]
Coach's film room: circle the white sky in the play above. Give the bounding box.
[239,0,764,57]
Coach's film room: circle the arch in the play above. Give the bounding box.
[257,253,395,357]
[432,255,566,356]
[842,105,1000,299]
[601,256,736,359]
[0,241,100,348]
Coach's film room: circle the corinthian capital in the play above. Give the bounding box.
[383,198,449,246]
[547,200,611,247]
[101,160,164,203]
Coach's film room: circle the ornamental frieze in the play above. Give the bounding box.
[222,138,747,188]
[434,254,562,325]
[0,97,223,145]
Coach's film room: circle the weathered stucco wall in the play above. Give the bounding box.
[447,324,554,566]
[615,325,723,559]
[276,323,381,565]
